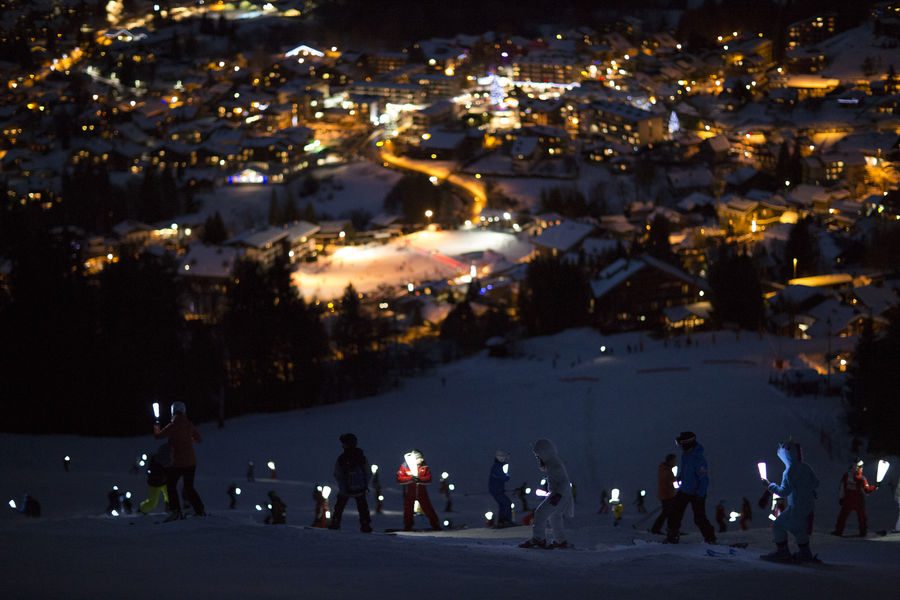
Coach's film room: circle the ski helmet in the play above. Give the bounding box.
[675,431,697,448]
[339,433,358,447]
[495,449,510,463]
[170,401,187,417]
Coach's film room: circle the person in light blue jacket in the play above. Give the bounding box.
[761,440,819,562]
[666,431,717,544]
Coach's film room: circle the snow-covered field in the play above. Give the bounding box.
[2,330,899,599]
[194,162,402,231]
[293,229,533,299]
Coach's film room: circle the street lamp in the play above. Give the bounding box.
[425,209,433,224]
[792,257,798,279]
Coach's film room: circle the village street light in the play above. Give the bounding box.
[792,257,798,279]
[425,209,433,224]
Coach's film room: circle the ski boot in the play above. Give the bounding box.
[793,544,815,563]
[519,537,548,549]
[760,542,791,562]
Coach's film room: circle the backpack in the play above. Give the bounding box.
[346,462,368,495]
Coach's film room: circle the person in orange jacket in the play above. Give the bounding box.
[832,460,878,537]
[153,401,205,521]
[396,449,441,531]
[650,453,677,534]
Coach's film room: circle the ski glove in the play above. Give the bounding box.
[549,493,562,506]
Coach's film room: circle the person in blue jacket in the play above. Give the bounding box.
[666,431,717,544]
[761,439,819,562]
[490,450,514,527]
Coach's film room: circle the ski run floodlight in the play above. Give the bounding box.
[152,403,160,419]
[757,462,767,481]
[877,460,890,484]
[404,452,419,479]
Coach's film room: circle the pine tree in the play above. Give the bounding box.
[202,212,228,244]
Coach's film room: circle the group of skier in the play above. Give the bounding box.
[52,400,887,562]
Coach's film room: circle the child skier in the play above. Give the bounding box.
[651,454,677,535]
[489,450,514,527]
[761,440,819,562]
[612,499,624,526]
[139,444,171,515]
[520,438,573,549]
[329,433,373,533]
[396,449,441,531]
[832,460,878,537]
[265,491,286,525]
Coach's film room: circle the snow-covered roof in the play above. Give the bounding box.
[851,285,898,315]
[180,245,241,279]
[532,220,595,253]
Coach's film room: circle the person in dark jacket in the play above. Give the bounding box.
[489,450,514,527]
[715,500,727,533]
[329,433,373,532]
[139,444,171,515]
[666,431,716,544]
[740,497,752,530]
[153,401,205,521]
[265,491,287,525]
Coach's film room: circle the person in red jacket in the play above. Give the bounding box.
[396,449,441,531]
[832,460,878,536]
[153,401,206,522]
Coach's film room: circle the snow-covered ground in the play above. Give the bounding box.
[819,24,900,82]
[292,229,533,299]
[193,162,402,232]
[491,164,636,214]
[2,330,899,599]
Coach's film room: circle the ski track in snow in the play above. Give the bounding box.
[2,330,899,599]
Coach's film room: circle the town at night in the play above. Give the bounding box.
[0,1,899,597]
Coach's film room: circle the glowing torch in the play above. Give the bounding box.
[152,402,160,423]
[404,452,419,479]
[729,511,740,523]
[672,466,681,489]
[610,488,621,503]
[267,461,277,479]
[757,462,767,481]
[8,500,16,510]
[877,460,890,484]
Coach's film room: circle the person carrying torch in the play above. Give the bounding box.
[760,439,819,563]
[832,459,879,537]
[489,450,514,528]
[396,449,441,531]
[519,438,573,549]
[666,432,716,545]
[153,401,206,521]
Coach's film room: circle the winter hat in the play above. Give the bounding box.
[675,431,697,447]
[339,433,358,447]
[170,401,186,417]
[495,450,510,463]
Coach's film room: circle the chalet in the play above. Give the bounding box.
[178,244,241,322]
[589,255,710,330]
[531,220,595,257]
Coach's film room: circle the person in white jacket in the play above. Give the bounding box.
[520,438,574,549]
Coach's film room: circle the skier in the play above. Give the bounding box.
[519,438,573,549]
[612,499,624,526]
[329,433,373,533]
[139,444,171,515]
[265,491,286,525]
[311,485,330,528]
[153,401,206,521]
[666,431,716,544]
[489,450,514,527]
[439,472,453,512]
[760,440,819,562]
[246,462,255,482]
[651,453,677,535]
[739,497,752,531]
[635,490,647,514]
[227,484,238,509]
[514,482,530,513]
[106,486,122,515]
[15,494,41,518]
[597,489,609,514]
[715,500,727,533]
[371,465,384,514]
[396,449,441,531]
[832,460,878,537]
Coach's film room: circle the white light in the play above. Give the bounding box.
[404,453,419,479]
[407,283,414,293]
[235,488,241,495]
[184,228,192,236]
[757,462,767,481]
[111,510,119,516]
[525,488,532,494]
[113,485,118,491]
[425,209,434,218]
[485,511,494,520]
[600,345,607,352]
[729,511,740,520]
[448,484,455,491]
[536,489,548,497]
[502,464,509,475]
[611,488,620,503]
[325,511,331,519]
[443,519,450,527]
[378,495,384,501]
[768,514,777,522]
[640,490,646,497]
[255,504,263,511]
[8,500,16,509]
[106,253,113,260]
[125,492,132,499]
[141,454,147,461]
[371,464,379,474]
[441,472,449,480]
[152,403,160,418]
[65,456,70,461]
[877,460,890,484]
[267,461,276,471]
